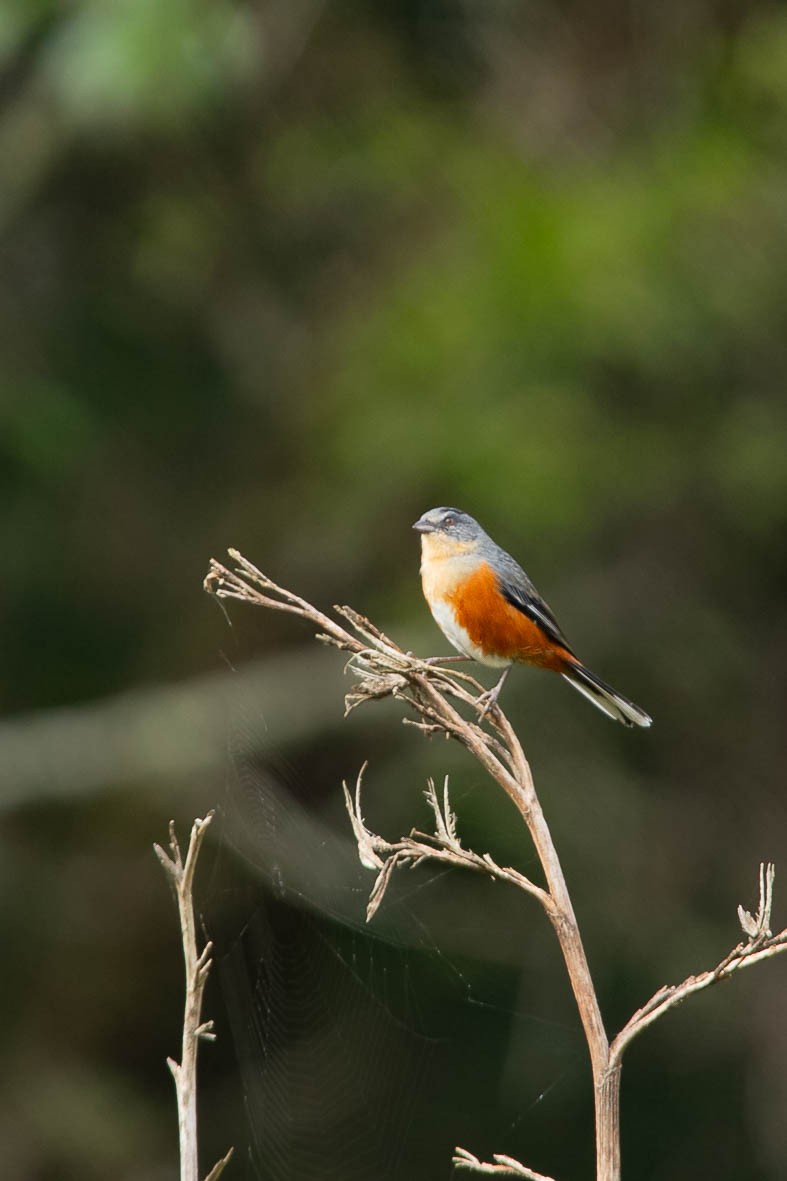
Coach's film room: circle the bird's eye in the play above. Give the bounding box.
[443,515,456,528]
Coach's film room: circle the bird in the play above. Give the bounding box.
[413,506,651,727]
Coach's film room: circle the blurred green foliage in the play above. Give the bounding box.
[1,2,787,1179]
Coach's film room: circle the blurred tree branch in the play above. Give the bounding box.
[0,648,362,809]
[205,549,787,1181]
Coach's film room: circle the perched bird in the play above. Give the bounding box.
[413,506,651,727]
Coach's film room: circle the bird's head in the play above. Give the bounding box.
[413,507,485,558]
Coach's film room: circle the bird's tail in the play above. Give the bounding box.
[561,661,652,728]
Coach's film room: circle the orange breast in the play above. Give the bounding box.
[447,562,572,671]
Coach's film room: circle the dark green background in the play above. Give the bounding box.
[2,2,787,1178]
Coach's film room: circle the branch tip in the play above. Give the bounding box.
[204,1147,235,1181]
[453,1146,557,1179]
[343,764,385,872]
[610,860,787,1070]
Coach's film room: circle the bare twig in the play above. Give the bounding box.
[204,1150,235,1181]
[155,813,233,1181]
[738,861,774,940]
[204,552,787,1181]
[609,864,787,1070]
[453,1146,557,1179]
[342,769,549,922]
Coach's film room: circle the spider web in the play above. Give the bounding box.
[208,677,585,1181]
[219,906,433,1180]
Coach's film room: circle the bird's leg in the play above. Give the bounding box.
[476,667,511,720]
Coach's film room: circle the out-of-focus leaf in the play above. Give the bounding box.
[41,0,258,129]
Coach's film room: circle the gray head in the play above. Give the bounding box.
[412,506,485,543]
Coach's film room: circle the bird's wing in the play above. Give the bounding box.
[495,552,575,655]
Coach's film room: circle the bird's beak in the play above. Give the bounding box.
[413,515,435,533]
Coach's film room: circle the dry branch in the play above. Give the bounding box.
[453,1147,557,1179]
[343,770,550,921]
[155,813,233,1181]
[204,550,787,1181]
[609,863,787,1070]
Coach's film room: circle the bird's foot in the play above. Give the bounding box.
[421,655,471,666]
[476,686,502,721]
[475,667,511,721]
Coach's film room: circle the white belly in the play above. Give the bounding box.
[429,598,511,669]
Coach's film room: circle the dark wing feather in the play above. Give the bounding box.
[493,549,575,655]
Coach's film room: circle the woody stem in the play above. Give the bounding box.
[454,700,618,1179]
[529,803,619,1178]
